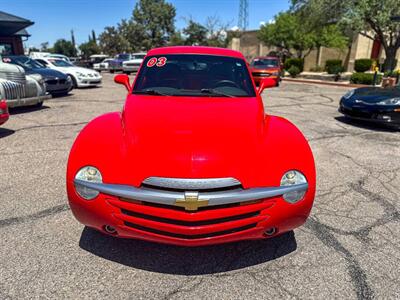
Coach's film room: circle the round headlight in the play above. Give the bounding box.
[75,166,102,200]
[280,170,307,203]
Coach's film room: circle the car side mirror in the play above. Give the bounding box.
[257,78,277,95]
[114,74,131,91]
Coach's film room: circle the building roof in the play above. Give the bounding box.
[0,11,34,36]
[147,46,245,59]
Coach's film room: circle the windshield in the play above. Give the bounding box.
[132,54,146,60]
[49,59,73,67]
[117,54,131,60]
[3,56,45,70]
[133,54,256,97]
[251,58,279,68]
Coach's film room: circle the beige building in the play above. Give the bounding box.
[229,30,400,72]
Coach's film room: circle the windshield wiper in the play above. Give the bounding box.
[132,89,169,96]
[200,89,234,98]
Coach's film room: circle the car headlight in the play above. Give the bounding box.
[272,71,280,76]
[377,97,400,105]
[76,72,86,77]
[280,170,307,203]
[343,89,355,99]
[75,166,102,200]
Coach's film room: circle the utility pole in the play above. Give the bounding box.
[238,0,249,31]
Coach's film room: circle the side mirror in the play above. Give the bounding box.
[114,74,131,91]
[257,77,277,95]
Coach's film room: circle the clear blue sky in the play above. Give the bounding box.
[1,0,290,48]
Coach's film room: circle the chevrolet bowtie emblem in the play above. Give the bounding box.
[175,192,209,211]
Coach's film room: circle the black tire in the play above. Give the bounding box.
[68,75,78,89]
[125,71,131,75]
[110,70,115,73]
[35,101,43,108]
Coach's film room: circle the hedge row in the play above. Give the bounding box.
[350,72,382,85]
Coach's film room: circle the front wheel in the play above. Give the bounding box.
[68,75,78,89]
[110,70,115,73]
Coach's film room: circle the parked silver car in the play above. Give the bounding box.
[0,59,50,108]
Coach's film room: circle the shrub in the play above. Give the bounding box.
[350,72,382,85]
[284,58,304,72]
[310,65,324,72]
[384,70,400,78]
[288,65,301,78]
[354,59,373,72]
[325,59,344,74]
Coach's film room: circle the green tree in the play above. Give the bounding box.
[258,12,347,58]
[53,39,76,57]
[132,0,176,49]
[118,19,145,51]
[91,30,97,44]
[292,0,400,71]
[169,31,185,46]
[40,42,49,51]
[70,30,77,57]
[183,20,208,46]
[99,26,131,56]
[79,40,100,58]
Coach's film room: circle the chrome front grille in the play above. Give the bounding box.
[142,177,241,191]
[0,71,26,85]
[0,81,26,100]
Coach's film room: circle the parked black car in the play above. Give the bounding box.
[2,55,73,96]
[339,86,400,128]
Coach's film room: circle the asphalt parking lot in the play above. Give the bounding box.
[1,73,399,299]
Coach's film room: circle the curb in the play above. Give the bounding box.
[282,78,369,88]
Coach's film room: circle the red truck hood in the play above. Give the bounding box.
[121,94,266,182]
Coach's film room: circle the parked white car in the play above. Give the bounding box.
[0,59,50,108]
[30,52,71,62]
[122,53,146,74]
[93,58,113,72]
[35,58,102,88]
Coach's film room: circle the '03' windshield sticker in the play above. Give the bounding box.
[147,57,167,67]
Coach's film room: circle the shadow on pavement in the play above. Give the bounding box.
[79,227,297,275]
[9,105,50,115]
[0,128,15,138]
[335,116,399,132]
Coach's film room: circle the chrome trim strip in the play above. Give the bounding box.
[142,177,241,190]
[74,179,308,207]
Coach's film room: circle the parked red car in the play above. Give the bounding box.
[0,100,9,126]
[250,56,282,86]
[67,46,315,246]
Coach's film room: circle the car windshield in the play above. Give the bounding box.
[117,54,130,60]
[133,54,256,97]
[49,59,73,67]
[3,56,45,69]
[251,58,279,68]
[132,54,145,59]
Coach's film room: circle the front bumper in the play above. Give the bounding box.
[123,65,140,72]
[6,94,51,108]
[68,180,314,246]
[76,77,102,87]
[252,74,279,85]
[46,80,73,94]
[339,104,400,127]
